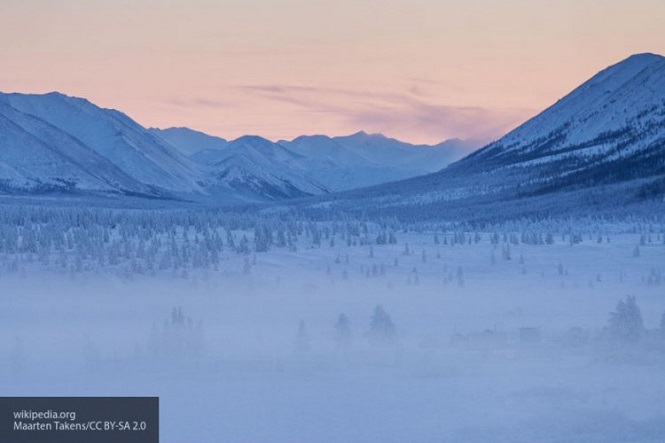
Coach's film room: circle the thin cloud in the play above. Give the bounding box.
[239,83,534,141]
[344,103,532,143]
[239,84,423,106]
[162,97,231,109]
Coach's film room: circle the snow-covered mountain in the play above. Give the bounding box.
[156,126,482,192]
[12,52,660,211]
[195,135,329,200]
[458,52,665,191]
[149,128,315,202]
[0,99,157,195]
[150,127,228,156]
[0,94,324,203]
[298,53,665,220]
[0,92,475,202]
[332,131,475,173]
[279,132,481,191]
[0,92,204,197]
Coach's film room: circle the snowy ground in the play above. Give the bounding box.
[1,230,664,442]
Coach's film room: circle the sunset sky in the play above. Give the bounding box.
[1,0,664,144]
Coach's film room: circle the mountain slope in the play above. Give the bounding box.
[277,132,481,191]
[197,135,329,200]
[332,131,476,172]
[0,100,163,195]
[158,126,481,193]
[461,53,665,187]
[150,127,228,156]
[0,93,325,202]
[289,53,665,221]
[0,92,204,194]
[2,92,482,202]
[277,134,411,191]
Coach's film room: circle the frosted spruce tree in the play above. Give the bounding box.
[334,314,352,347]
[368,305,397,346]
[608,295,644,343]
[148,307,203,362]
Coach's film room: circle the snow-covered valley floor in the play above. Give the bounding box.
[1,230,664,442]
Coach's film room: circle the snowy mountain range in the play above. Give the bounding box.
[0,91,478,202]
[153,127,480,192]
[0,92,203,198]
[1,52,663,215]
[294,53,665,220]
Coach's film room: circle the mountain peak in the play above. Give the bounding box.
[289,134,334,144]
[155,126,227,142]
[0,92,128,117]
[44,91,69,98]
[348,130,386,139]
[621,52,664,64]
[592,52,665,87]
[232,135,272,145]
[0,90,66,98]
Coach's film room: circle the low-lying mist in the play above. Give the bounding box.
[1,229,664,442]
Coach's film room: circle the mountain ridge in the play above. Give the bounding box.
[0,91,477,202]
[280,53,665,221]
[152,127,482,192]
[1,52,662,214]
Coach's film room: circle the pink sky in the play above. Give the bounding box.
[1,0,664,144]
